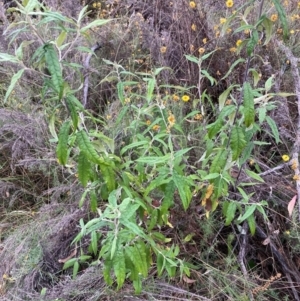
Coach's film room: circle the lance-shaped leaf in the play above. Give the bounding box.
[44,43,63,94]
[56,120,71,165]
[243,82,255,127]
[77,151,91,187]
[230,126,246,160]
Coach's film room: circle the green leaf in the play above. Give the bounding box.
[0,53,20,63]
[172,172,192,210]
[111,236,118,260]
[125,244,148,277]
[262,17,273,45]
[272,0,289,41]
[56,120,71,165]
[65,96,79,129]
[247,213,256,235]
[56,30,67,47]
[99,162,116,193]
[210,149,228,174]
[243,82,255,127]
[44,43,63,94]
[76,130,104,164]
[207,118,223,139]
[266,116,280,143]
[103,258,113,285]
[72,261,79,279]
[117,81,124,104]
[245,170,264,183]
[238,204,256,222]
[146,78,155,103]
[184,54,199,64]
[230,126,246,160]
[157,252,165,276]
[246,29,258,56]
[225,202,237,225]
[221,59,245,81]
[62,258,77,270]
[133,278,142,294]
[90,190,98,212]
[113,248,126,289]
[77,151,91,187]
[136,155,170,165]
[80,19,112,33]
[202,173,220,180]
[201,69,216,86]
[4,69,25,103]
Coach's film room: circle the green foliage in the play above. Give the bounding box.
[1,0,293,297]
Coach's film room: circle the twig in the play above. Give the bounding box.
[237,222,254,301]
[258,163,286,176]
[256,225,300,300]
[82,43,102,108]
[276,39,300,222]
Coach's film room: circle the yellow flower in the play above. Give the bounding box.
[282,154,290,162]
[227,28,232,34]
[236,39,242,47]
[152,125,160,131]
[220,17,226,24]
[293,175,300,181]
[182,95,190,102]
[160,46,167,54]
[270,14,278,22]
[229,47,237,53]
[202,37,207,44]
[198,47,205,54]
[290,30,295,34]
[106,115,112,120]
[194,113,203,120]
[97,2,101,8]
[172,94,180,101]
[191,24,197,31]
[146,120,151,125]
[92,2,97,8]
[168,114,176,126]
[226,0,234,8]
[189,1,196,8]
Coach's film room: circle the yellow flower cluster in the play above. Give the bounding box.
[182,95,190,102]
[226,0,234,8]
[160,46,167,54]
[236,39,243,47]
[189,1,196,8]
[270,14,278,22]
[282,154,290,162]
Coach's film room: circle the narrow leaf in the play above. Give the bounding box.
[243,82,255,127]
[56,120,71,165]
[77,151,91,187]
[225,202,237,226]
[266,116,280,143]
[113,249,126,289]
[4,69,25,103]
[288,195,297,217]
[230,126,246,160]
[44,43,63,94]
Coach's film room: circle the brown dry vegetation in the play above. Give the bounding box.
[1,0,300,300]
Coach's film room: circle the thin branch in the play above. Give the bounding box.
[276,39,300,222]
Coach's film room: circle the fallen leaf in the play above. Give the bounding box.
[58,248,77,263]
[182,275,196,284]
[262,237,270,245]
[288,195,297,217]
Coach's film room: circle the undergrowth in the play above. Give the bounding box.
[1,0,300,300]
